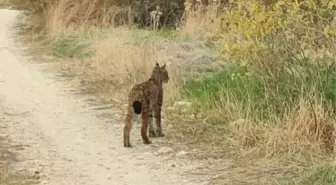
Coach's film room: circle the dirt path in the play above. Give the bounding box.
[0,9,208,185]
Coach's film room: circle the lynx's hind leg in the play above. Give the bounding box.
[141,102,152,144]
[124,102,135,148]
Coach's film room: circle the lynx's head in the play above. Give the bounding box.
[151,62,169,84]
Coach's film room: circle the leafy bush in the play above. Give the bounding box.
[180,0,336,155]
[221,0,335,69]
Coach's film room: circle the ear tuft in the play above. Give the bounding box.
[162,61,166,68]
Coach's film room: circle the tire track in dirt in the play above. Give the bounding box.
[0,9,208,185]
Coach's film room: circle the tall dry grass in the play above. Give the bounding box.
[178,3,222,40]
[229,98,335,155]
[44,0,130,37]
[88,29,183,101]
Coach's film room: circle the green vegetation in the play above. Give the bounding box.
[184,64,265,111]
[283,165,336,185]
[50,34,91,58]
[184,61,336,120]
[154,29,190,41]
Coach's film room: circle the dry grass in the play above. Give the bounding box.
[178,6,222,41]
[238,105,334,156]
[44,0,129,37]
[91,30,160,84]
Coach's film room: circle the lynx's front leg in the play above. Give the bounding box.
[149,111,156,137]
[154,89,164,137]
[141,102,152,144]
[123,105,134,147]
[148,86,160,138]
[154,107,164,137]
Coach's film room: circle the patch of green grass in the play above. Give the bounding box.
[131,29,190,46]
[154,29,190,41]
[183,64,266,111]
[131,29,152,46]
[47,27,111,59]
[283,165,336,185]
[154,29,178,40]
[183,61,336,120]
[317,62,336,110]
[50,33,92,59]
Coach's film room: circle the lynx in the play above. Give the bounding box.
[123,62,169,147]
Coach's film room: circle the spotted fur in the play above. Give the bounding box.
[123,62,169,147]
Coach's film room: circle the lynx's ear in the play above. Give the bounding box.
[155,62,160,67]
[161,61,166,69]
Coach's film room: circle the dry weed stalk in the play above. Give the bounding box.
[149,6,163,31]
